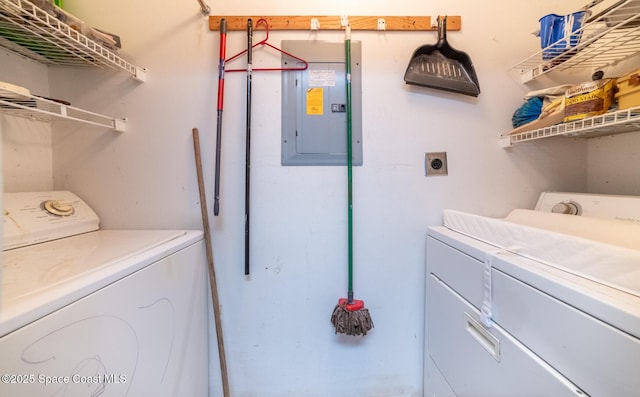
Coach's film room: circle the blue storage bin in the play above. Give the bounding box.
[539,11,588,60]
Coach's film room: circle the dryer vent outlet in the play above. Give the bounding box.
[425,152,448,176]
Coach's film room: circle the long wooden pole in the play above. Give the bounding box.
[192,127,231,397]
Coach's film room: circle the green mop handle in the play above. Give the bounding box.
[345,25,354,304]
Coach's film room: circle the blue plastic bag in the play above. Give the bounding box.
[512,97,544,128]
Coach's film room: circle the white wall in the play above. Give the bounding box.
[586,54,640,195]
[5,0,626,396]
[588,131,640,195]
[1,49,53,192]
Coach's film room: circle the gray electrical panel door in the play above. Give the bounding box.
[281,40,362,166]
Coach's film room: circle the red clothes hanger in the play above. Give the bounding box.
[225,18,309,72]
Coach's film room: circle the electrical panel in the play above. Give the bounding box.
[281,40,362,166]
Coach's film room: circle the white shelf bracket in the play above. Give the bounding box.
[134,67,148,83]
[499,135,513,148]
[114,118,126,132]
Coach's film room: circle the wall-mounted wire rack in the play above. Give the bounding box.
[500,106,640,147]
[511,0,640,83]
[0,0,146,81]
[0,82,126,131]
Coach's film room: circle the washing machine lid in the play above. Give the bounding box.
[0,229,203,337]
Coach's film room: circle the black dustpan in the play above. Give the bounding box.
[404,16,480,97]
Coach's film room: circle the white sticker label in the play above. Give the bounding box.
[308,70,336,87]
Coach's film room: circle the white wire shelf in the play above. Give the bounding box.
[0,0,146,81]
[0,83,126,131]
[512,0,640,82]
[500,106,640,147]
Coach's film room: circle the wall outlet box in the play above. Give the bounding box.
[425,152,448,176]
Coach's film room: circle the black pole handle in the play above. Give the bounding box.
[244,19,253,276]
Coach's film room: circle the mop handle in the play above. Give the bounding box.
[345,25,354,303]
[214,18,227,216]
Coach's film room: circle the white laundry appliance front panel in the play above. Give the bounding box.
[427,273,586,397]
[0,238,209,397]
[426,225,640,397]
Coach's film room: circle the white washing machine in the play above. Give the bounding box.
[425,192,640,397]
[0,191,209,396]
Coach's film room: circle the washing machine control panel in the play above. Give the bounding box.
[3,191,100,250]
[536,192,640,224]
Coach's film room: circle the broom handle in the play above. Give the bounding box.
[345,25,354,304]
[192,128,230,397]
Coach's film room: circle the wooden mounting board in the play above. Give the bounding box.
[209,16,461,32]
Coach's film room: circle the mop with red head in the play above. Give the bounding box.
[330,25,373,337]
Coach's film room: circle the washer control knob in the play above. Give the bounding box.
[43,200,75,216]
[551,200,582,216]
